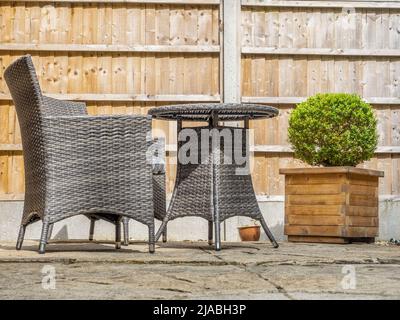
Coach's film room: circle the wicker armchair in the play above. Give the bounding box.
[5,55,160,254]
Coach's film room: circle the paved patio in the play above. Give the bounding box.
[0,240,399,300]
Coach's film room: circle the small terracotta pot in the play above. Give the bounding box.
[238,226,261,241]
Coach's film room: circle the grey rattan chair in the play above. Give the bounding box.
[5,55,157,254]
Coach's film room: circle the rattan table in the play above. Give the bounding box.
[149,103,279,251]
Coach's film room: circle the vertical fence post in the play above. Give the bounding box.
[221,0,242,240]
[222,0,241,104]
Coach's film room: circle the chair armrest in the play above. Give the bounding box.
[42,96,87,116]
[41,114,154,213]
[43,114,151,129]
[150,137,166,174]
[42,114,152,158]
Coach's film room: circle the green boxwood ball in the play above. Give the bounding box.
[288,93,378,167]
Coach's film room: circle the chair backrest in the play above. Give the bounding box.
[4,55,44,132]
[4,55,47,214]
[4,55,88,217]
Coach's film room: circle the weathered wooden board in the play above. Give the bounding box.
[284,225,344,237]
[287,235,349,244]
[285,205,344,216]
[0,52,219,96]
[286,184,344,195]
[287,215,345,226]
[346,205,379,217]
[287,194,347,205]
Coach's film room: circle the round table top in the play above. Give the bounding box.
[148,103,279,121]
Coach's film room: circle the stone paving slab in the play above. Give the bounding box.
[0,240,399,299]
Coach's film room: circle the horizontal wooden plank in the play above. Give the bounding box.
[287,194,346,205]
[0,144,22,151]
[288,215,345,226]
[164,144,400,154]
[242,47,400,57]
[349,194,378,207]
[0,142,398,156]
[0,193,395,203]
[348,184,377,196]
[344,226,378,237]
[284,225,344,237]
[15,0,221,4]
[281,167,384,177]
[0,194,24,201]
[285,205,344,216]
[242,96,400,105]
[374,146,400,154]
[252,145,293,153]
[288,235,349,244]
[0,94,221,102]
[287,184,378,196]
[286,184,344,195]
[0,44,220,53]
[346,205,378,217]
[346,216,378,227]
[241,0,400,9]
[254,145,400,154]
[286,173,347,185]
[349,174,380,187]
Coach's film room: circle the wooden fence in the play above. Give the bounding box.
[0,0,399,201]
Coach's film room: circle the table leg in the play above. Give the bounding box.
[115,217,121,249]
[212,160,221,251]
[155,218,168,242]
[208,221,213,245]
[245,117,278,248]
[211,112,221,251]
[259,216,279,248]
[47,223,54,243]
[122,217,130,246]
[155,118,183,242]
[162,226,167,243]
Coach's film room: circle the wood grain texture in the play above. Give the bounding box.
[283,170,380,242]
[0,1,221,198]
[287,235,349,244]
[1,1,399,200]
[242,3,399,198]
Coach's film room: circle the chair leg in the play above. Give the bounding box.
[89,217,96,241]
[155,219,168,242]
[208,221,213,245]
[122,217,129,246]
[259,216,279,248]
[214,219,221,251]
[149,223,155,254]
[39,221,50,254]
[47,223,54,243]
[115,219,121,249]
[16,225,26,250]
[162,226,167,243]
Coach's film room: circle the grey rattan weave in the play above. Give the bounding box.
[5,55,157,254]
[150,104,279,251]
[88,137,168,245]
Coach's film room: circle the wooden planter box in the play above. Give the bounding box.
[280,167,384,244]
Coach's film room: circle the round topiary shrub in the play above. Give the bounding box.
[288,93,378,167]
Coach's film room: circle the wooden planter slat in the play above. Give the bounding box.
[285,205,344,216]
[280,167,384,244]
[287,215,345,226]
[347,206,378,217]
[346,216,378,227]
[288,236,349,244]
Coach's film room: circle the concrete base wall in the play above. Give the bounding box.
[0,200,399,242]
